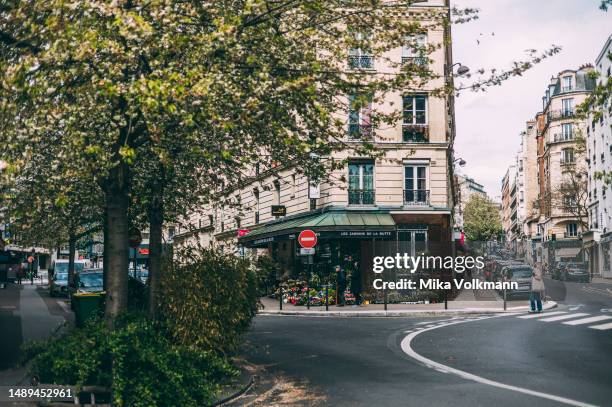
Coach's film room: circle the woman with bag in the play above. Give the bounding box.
[530,262,545,313]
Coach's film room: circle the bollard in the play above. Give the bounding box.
[503,287,507,311]
[325,284,329,311]
[279,285,283,310]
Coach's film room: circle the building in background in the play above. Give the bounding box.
[453,174,487,231]
[502,65,595,266]
[583,35,612,278]
[173,0,459,290]
[501,165,517,248]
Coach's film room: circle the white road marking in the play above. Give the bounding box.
[401,318,598,407]
[517,311,567,319]
[563,315,612,326]
[589,322,612,331]
[539,313,589,322]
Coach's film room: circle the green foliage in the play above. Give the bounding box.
[255,254,281,295]
[463,194,502,243]
[160,248,259,355]
[22,314,235,407]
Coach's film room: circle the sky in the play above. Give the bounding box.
[452,0,611,201]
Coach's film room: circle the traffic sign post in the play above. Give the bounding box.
[297,230,317,249]
[298,230,317,310]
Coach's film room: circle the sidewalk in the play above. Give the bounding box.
[0,282,66,387]
[258,294,556,317]
[591,276,612,285]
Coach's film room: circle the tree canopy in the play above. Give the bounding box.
[463,194,502,243]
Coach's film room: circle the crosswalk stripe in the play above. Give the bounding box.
[563,315,612,326]
[539,313,589,322]
[517,311,566,319]
[589,322,612,331]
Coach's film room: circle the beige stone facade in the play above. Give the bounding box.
[172,1,457,280]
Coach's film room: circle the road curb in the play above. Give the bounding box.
[258,301,557,317]
[211,374,255,406]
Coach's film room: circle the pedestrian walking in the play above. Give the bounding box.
[349,261,362,306]
[530,262,545,313]
[15,265,22,285]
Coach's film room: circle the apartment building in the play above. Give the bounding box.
[537,66,594,247]
[453,174,487,231]
[173,0,458,287]
[584,35,612,278]
[501,165,517,246]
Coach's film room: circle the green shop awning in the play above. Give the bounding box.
[239,211,396,247]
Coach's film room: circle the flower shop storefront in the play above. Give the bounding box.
[240,209,454,305]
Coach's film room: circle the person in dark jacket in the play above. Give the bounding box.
[350,261,362,306]
[336,265,346,306]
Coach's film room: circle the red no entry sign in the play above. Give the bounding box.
[298,230,317,248]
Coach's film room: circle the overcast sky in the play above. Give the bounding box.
[452,0,611,201]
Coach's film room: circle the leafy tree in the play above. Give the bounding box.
[0,1,558,323]
[463,194,502,242]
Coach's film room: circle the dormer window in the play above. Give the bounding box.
[562,76,573,92]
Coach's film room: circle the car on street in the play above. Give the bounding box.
[550,261,570,279]
[49,259,87,297]
[500,265,534,299]
[72,269,104,294]
[559,262,589,282]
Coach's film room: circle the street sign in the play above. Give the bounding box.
[237,229,250,237]
[271,205,286,217]
[298,229,317,248]
[308,182,320,199]
[300,248,315,255]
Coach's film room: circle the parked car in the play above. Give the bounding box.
[501,265,534,299]
[73,269,104,294]
[49,259,87,297]
[493,260,523,282]
[550,261,569,280]
[560,263,589,282]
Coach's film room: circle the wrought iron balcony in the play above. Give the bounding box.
[547,109,575,122]
[561,86,574,93]
[404,189,430,205]
[553,133,574,142]
[348,123,373,140]
[401,56,428,67]
[348,189,375,205]
[560,158,575,166]
[402,124,429,142]
[348,55,373,69]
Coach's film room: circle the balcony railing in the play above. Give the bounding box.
[404,189,430,205]
[563,232,578,238]
[561,86,574,92]
[348,55,373,69]
[553,133,574,142]
[560,159,575,166]
[401,56,428,67]
[547,109,575,123]
[402,124,429,142]
[348,189,375,205]
[348,123,373,140]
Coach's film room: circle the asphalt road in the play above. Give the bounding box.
[239,278,612,406]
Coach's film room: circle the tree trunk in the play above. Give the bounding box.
[103,163,130,323]
[147,197,164,318]
[68,232,76,288]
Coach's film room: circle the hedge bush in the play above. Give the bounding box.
[160,248,259,355]
[23,314,235,407]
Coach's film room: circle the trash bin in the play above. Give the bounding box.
[72,292,105,328]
